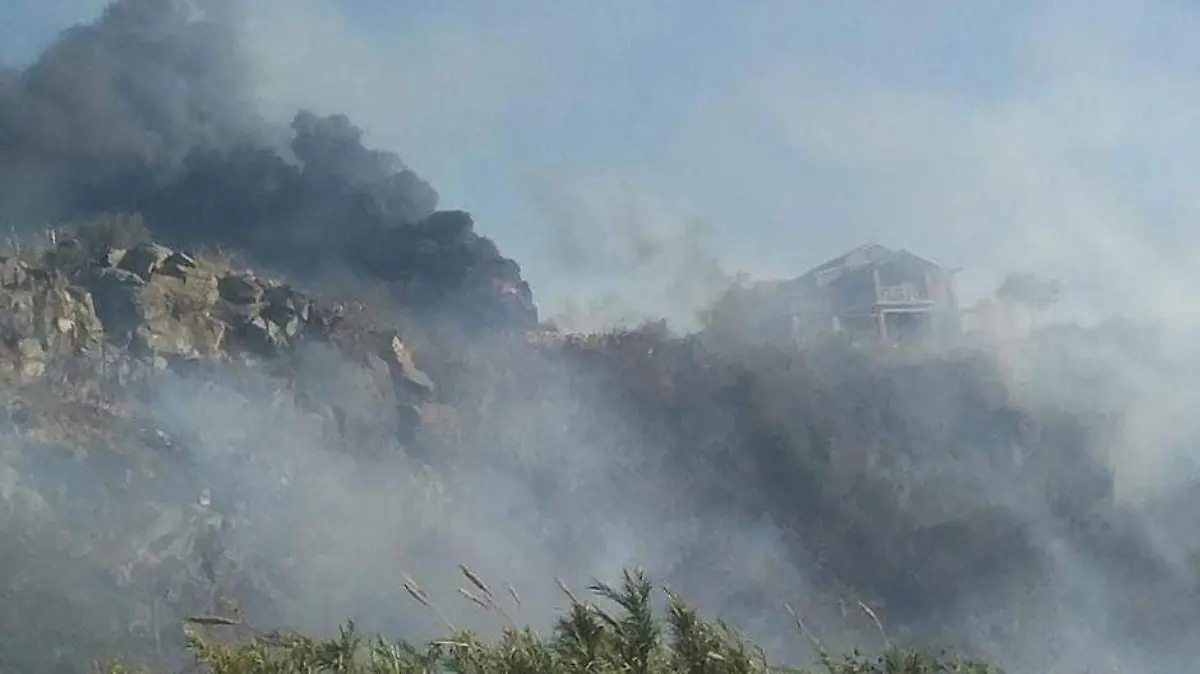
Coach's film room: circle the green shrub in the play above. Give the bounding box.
[109,569,996,674]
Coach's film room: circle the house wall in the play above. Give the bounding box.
[826,267,879,312]
[876,260,958,305]
[847,262,961,345]
[741,249,962,348]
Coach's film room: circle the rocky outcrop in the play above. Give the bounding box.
[0,233,438,443]
[78,242,323,360]
[0,256,104,384]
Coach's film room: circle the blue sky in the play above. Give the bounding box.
[5,1,1200,330]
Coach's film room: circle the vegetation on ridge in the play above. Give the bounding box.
[106,569,994,674]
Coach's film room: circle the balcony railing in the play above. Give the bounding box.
[877,283,933,304]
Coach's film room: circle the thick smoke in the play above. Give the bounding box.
[524,173,732,332]
[8,2,1200,674]
[0,0,256,214]
[0,0,533,332]
[0,1,812,670]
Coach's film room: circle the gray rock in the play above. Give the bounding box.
[262,286,312,340]
[218,273,264,305]
[134,313,226,360]
[89,266,147,291]
[0,293,36,342]
[307,302,344,332]
[85,263,225,359]
[15,338,45,381]
[233,315,285,355]
[0,272,104,374]
[277,314,305,340]
[0,257,29,288]
[46,238,91,275]
[381,334,435,396]
[85,267,146,341]
[96,248,127,268]
[159,251,198,278]
[117,242,174,281]
[36,282,104,355]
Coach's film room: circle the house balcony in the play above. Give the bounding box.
[876,284,935,306]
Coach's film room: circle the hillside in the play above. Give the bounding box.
[0,219,1198,672]
[5,3,1200,673]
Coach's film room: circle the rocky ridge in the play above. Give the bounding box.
[0,229,439,446]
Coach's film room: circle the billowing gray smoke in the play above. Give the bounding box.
[0,0,256,204]
[10,3,1200,674]
[0,0,534,332]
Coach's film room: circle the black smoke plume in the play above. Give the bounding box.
[0,0,535,331]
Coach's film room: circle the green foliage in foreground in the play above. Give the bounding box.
[110,570,997,674]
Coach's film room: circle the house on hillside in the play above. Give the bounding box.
[748,244,961,346]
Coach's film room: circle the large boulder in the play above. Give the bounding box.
[230,314,285,356]
[0,268,104,383]
[85,266,147,342]
[117,242,175,281]
[35,280,105,356]
[261,285,311,339]
[84,261,225,360]
[217,273,264,305]
[133,266,223,359]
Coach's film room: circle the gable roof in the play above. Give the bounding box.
[802,243,944,287]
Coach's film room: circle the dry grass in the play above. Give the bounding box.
[100,567,997,674]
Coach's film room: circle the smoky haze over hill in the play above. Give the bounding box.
[4,2,1200,674]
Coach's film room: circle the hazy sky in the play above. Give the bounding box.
[4,1,1200,329]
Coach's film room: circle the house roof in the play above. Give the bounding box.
[802,243,945,287]
[742,243,950,301]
